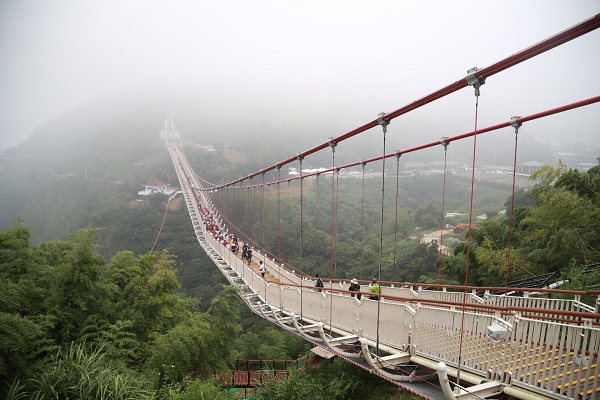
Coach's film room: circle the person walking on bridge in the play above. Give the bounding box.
[349,278,361,300]
[369,278,380,300]
[246,247,253,265]
[241,243,248,261]
[314,274,324,292]
[259,261,266,278]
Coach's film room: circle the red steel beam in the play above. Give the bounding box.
[229,95,600,189]
[219,13,600,188]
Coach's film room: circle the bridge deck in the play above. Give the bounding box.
[169,144,600,400]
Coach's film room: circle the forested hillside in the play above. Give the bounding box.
[1,223,418,399]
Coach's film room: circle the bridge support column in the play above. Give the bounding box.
[358,339,420,382]
[290,313,324,343]
[436,362,457,400]
[317,324,362,359]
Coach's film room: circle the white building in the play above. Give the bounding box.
[138,177,176,197]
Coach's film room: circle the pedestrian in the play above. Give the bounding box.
[349,278,361,300]
[259,261,266,278]
[242,243,248,261]
[246,247,253,265]
[314,273,324,292]
[369,278,380,300]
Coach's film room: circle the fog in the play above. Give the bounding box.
[1,0,599,158]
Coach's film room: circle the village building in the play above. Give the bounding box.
[138,177,176,197]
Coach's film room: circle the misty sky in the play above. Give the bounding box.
[1,0,599,151]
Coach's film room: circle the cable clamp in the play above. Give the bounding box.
[328,137,337,152]
[297,153,304,162]
[466,67,486,97]
[377,112,390,133]
[440,137,450,150]
[510,116,522,133]
[395,151,402,160]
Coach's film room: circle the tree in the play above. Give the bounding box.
[413,204,439,229]
[207,285,242,352]
[0,311,50,386]
[146,286,243,388]
[100,250,195,364]
[39,229,106,344]
[519,164,600,272]
[554,164,600,203]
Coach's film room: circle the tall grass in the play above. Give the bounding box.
[8,342,156,400]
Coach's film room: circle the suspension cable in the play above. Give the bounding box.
[315,173,320,273]
[150,167,171,252]
[261,172,265,248]
[393,152,401,281]
[220,183,224,219]
[286,179,291,263]
[457,67,485,386]
[438,138,450,283]
[298,155,305,320]
[376,112,390,356]
[277,166,282,279]
[267,182,272,265]
[506,116,522,286]
[360,161,366,280]
[329,139,337,336]
[225,94,600,195]
[250,177,254,241]
[221,14,600,189]
[233,178,236,226]
[239,180,244,239]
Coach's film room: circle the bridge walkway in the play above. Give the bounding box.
[168,143,600,400]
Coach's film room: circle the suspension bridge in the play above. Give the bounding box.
[164,14,600,400]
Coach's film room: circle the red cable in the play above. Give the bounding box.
[438,144,449,283]
[226,96,600,191]
[506,128,520,286]
[251,178,255,242]
[315,174,320,273]
[261,175,265,250]
[299,159,305,319]
[219,14,600,188]
[286,181,291,263]
[393,155,400,281]
[329,149,337,336]
[457,93,481,386]
[277,169,281,281]
[150,169,172,252]
[360,163,366,280]
[150,198,169,252]
[233,181,236,226]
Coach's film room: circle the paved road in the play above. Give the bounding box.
[420,229,453,256]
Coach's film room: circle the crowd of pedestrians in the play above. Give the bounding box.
[199,205,255,269]
[200,206,383,301]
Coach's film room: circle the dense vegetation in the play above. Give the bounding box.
[443,163,600,290]
[0,222,417,399]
